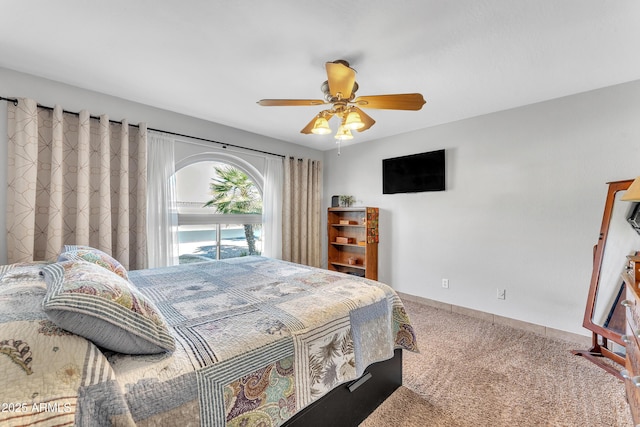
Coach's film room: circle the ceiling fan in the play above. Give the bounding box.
[257,60,426,141]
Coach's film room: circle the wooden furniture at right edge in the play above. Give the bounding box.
[621,255,640,425]
[572,179,640,423]
[573,180,632,377]
[328,207,379,280]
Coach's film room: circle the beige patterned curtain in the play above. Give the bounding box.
[6,98,147,269]
[282,157,322,267]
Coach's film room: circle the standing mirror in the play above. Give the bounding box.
[574,179,640,377]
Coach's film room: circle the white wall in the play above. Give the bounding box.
[323,80,640,336]
[0,67,322,264]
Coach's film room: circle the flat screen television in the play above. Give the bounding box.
[382,149,445,194]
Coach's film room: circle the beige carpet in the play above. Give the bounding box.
[361,299,633,427]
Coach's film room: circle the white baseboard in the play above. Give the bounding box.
[397,291,591,347]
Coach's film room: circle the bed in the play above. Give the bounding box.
[0,248,418,426]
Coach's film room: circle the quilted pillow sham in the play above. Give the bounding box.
[42,260,175,354]
[58,245,129,280]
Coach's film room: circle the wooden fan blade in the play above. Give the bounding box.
[300,112,334,134]
[257,99,326,107]
[352,107,376,132]
[353,93,426,110]
[325,61,356,100]
[300,116,318,134]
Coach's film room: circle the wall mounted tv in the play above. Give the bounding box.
[382,149,445,194]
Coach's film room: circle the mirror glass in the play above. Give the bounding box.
[592,188,640,330]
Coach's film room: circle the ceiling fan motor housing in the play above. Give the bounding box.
[322,80,359,102]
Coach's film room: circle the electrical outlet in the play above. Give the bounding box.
[497,288,506,300]
[442,278,449,289]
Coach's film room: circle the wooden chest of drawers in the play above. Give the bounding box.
[622,264,640,424]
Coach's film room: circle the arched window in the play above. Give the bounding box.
[174,154,263,263]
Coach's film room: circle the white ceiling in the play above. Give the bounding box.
[1,1,639,151]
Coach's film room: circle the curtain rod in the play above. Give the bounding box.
[0,96,286,159]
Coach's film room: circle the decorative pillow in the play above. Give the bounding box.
[42,260,175,354]
[58,245,128,280]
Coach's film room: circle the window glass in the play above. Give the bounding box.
[175,161,262,263]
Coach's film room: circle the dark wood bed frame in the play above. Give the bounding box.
[284,349,403,427]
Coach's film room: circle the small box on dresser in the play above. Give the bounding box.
[335,236,355,244]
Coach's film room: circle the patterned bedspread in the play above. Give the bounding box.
[0,256,417,426]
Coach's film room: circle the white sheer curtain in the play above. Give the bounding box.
[262,156,283,259]
[282,157,322,267]
[6,98,147,267]
[147,131,179,268]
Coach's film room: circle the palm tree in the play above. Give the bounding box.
[203,165,262,255]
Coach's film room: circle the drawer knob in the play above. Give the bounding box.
[621,299,635,308]
[621,369,631,379]
[622,335,633,344]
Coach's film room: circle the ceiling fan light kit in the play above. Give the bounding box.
[311,115,332,135]
[343,109,365,130]
[335,126,354,141]
[258,59,426,143]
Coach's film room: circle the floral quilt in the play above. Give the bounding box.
[0,256,417,426]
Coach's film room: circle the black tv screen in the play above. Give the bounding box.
[382,149,445,194]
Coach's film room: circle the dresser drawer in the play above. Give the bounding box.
[624,344,640,425]
[623,280,640,425]
[625,284,640,342]
[625,321,640,374]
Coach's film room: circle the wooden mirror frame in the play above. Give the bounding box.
[573,179,634,378]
